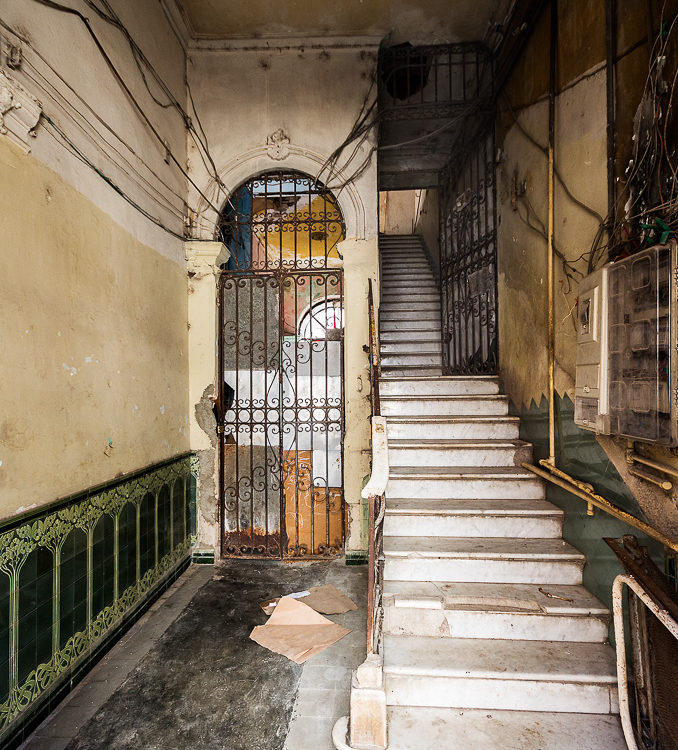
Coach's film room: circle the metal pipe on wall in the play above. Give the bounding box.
[547,0,557,465]
[523,460,678,554]
[606,0,617,250]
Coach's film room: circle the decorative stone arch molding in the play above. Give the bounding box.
[191,139,368,242]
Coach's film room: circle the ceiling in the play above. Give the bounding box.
[175,0,513,45]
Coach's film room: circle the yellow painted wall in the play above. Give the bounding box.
[0,138,189,518]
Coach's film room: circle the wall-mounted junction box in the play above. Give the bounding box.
[574,241,677,444]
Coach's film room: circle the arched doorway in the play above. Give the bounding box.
[217,171,345,558]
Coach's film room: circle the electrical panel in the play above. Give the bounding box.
[574,241,677,444]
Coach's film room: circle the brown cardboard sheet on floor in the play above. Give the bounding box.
[250,596,351,664]
[260,584,358,616]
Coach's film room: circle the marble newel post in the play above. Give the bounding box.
[184,241,230,559]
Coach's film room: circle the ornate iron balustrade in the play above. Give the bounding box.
[439,125,498,375]
[379,42,493,121]
[0,454,196,744]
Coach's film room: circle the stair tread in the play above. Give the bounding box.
[383,635,616,682]
[386,414,518,422]
[380,375,499,382]
[389,466,537,478]
[388,438,527,447]
[381,394,506,401]
[383,536,585,560]
[382,581,608,615]
[386,498,563,516]
[386,707,624,749]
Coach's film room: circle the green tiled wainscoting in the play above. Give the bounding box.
[0,453,197,746]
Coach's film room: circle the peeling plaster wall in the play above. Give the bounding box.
[0,1,190,517]
[0,137,189,518]
[177,0,513,46]
[1,0,187,262]
[414,188,440,274]
[379,190,417,234]
[186,45,380,556]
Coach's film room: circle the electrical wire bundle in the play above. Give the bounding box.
[611,3,678,262]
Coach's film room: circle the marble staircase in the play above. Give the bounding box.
[375,235,625,749]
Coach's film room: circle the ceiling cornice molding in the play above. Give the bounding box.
[187,34,384,52]
[160,0,193,51]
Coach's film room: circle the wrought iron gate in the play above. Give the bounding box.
[439,126,498,375]
[217,171,345,558]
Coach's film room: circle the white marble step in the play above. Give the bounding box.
[386,415,520,440]
[379,330,441,342]
[381,260,430,268]
[381,280,438,291]
[380,292,439,302]
[386,707,625,749]
[380,319,441,331]
[382,271,434,279]
[383,635,618,713]
[380,310,440,322]
[388,438,531,467]
[381,394,509,417]
[380,301,440,312]
[381,354,443,368]
[384,498,562,537]
[380,251,427,255]
[381,365,444,377]
[379,375,499,396]
[383,535,583,584]
[381,341,442,354]
[382,581,609,642]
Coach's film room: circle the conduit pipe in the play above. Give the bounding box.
[522,461,678,554]
[546,0,557,465]
[627,450,678,481]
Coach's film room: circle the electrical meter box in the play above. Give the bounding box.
[574,241,677,444]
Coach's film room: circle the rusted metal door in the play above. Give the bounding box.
[217,171,345,558]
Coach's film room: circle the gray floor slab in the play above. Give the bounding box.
[20,558,366,750]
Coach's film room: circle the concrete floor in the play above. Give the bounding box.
[21,558,366,750]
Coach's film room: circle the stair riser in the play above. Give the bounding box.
[381,294,440,303]
[379,251,426,260]
[381,274,433,281]
[381,266,432,273]
[386,478,545,499]
[380,320,441,331]
[383,607,610,642]
[384,514,562,538]
[388,445,530,467]
[381,302,441,312]
[379,332,441,343]
[381,343,443,354]
[384,557,584,585]
[380,312,440,322]
[381,355,444,367]
[381,367,444,377]
[386,421,520,440]
[381,399,508,416]
[385,675,617,714]
[381,282,438,292]
[379,379,499,396]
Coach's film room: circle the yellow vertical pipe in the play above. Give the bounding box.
[547,0,557,466]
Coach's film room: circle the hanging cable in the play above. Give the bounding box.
[29,0,221,216]
[42,112,186,239]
